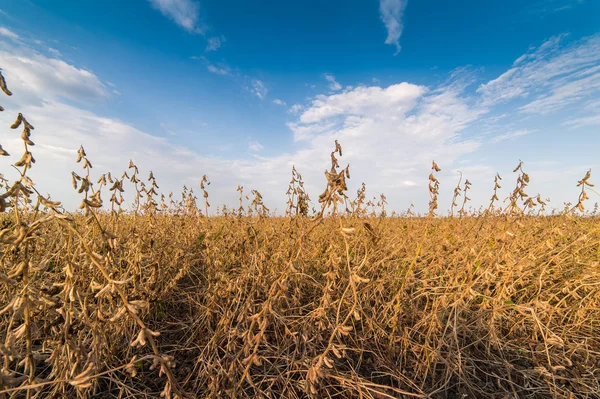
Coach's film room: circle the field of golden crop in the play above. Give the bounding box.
[1,71,600,399]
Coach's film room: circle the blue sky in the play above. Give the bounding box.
[0,0,599,213]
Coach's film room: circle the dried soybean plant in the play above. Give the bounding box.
[317,140,350,217]
[73,146,104,212]
[523,192,544,214]
[108,173,125,216]
[236,185,245,216]
[73,148,184,398]
[535,194,549,214]
[428,160,441,216]
[458,178,472,217]
[0,69,12,157]
[304,141,375,397]
[376,193,387,217]
[0,101,58,398]
[505,160,529,215]
[450,172,462,217]
[143,171,160,214]
[249,189,269,217]
[0,70,185,399]
[184,188,199,216]
[0,68,12,110]
[285,166,310,217]
[487,172,502,212]
[572,169,594,214]
[200,175,210,217]
[126,160,143,214]
[350,182,367,218]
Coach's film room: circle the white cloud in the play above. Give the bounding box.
[477,34,600,113]
[523,0,585,15]
[205,36,224,52]
[0,45,108,103]
[192,57,270,103]
[289,104,303,113]
[285,120,336,141]
[324,74,342,91]
[148,0,202,33]
[48,47,61,56]
[0,100,243,209]
[248,140,263,152]
[0,39,247,210]
[563,114,600,128]
[298,83,425,124]
[273,99,286,106]
[192,56,231,75]
[160,122,176,136]
[490,129,535,143]
[280,78,485,212]
[0,27,18,40]
[379,0,408,55]
[207,63,231,75]
[250,79,267,99]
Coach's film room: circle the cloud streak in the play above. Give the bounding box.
[0,45,108,103]
[0,27,18,40]
[148,0,202,33]
[490,129,535,143]
[206,36,224,52]
[379,0,408,55]
[477,34,600,114]
[324,74,342,91]
[249,79,267,99]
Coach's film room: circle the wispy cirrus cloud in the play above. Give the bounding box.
[206,63,231,76]
[324,74,342,91]
[148,0,228,56]
[206,35,225,52]
[191,56,270,102]
[563,100,600,128]
[249,79,267,99]
[248,140,263,152]
[523,0,585,15]
[191,56,231,75]
[379,0,408,55]
[477,33,600,114]
[0,26,18,40]
[148,0,202,33]
[288,104,303,113]
[490,129,535,143]
[563,114,600,128]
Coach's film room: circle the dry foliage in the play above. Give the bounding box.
[1,69,600,399]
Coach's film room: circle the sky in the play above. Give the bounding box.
[0,0,599,214]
